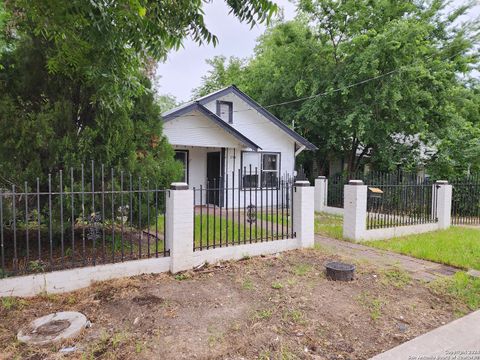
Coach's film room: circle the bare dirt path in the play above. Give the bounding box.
[315,235,459,282]
[0,248,467,360]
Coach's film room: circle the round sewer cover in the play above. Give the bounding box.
[18,311,88,345]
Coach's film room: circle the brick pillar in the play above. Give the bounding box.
[166,182,194,273]
[293,180,315,248]
[314,176,328,212]
[435,180,452,230]
[343,180,367,241]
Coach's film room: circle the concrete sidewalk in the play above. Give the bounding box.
[315,235,459,282]
[371,310,480,359]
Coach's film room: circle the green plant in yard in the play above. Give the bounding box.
[292,263,312,276]
[381,267,412,288]
[254,309,272,320]
[357,291,385,321]
[271,282,283,289]
[366,227,480,270]
[314,213,343,239]
[429,272,480,314]
[242,279,254,290]
[174,273,190,281]
[283,309,306,325]
[1,297,26,311]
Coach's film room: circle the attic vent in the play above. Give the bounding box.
[216,100,233,123]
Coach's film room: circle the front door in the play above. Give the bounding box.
[206,151,221,206]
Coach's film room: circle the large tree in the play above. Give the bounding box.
[194,0,479,177]
[0,0,278,188]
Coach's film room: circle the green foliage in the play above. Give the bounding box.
[0,0,278,187]
[194,0,479,177]
[430,271,480,313]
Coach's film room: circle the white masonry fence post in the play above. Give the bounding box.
[166,182,194,273]
[435,180,453,230]
[343,180,367,241]
[293,180,315,248]
[314,176,328,212]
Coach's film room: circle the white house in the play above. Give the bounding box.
[162,85,317,207]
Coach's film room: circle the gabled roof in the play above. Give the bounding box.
[163,102,261,151]
[162,85,318,151]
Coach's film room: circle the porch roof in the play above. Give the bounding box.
[163,102,261,151]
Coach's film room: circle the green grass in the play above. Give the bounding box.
[150,214,278,249]
[256,211,291,225]
[430,271,480,314]
[314,212,343,239]
[365,227,480,270]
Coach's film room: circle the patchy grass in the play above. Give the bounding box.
[2,249,479,359]
[242,278,254,290]
[365,227,480,270]
[315,212,343,239]
[271,281,283,289]
[1,297,26,311]
[357,291,385,321]
[254,309,273,320]
[380,267,412,288]
[429,271,480,315]
[291,263,312,276]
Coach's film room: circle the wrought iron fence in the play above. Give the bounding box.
[451,175,480,225]
[366,183,437,230]
[193,169,295,251]
[327,171,430,209]
[0,163,168,278]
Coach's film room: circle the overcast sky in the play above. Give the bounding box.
[155,0,479,103]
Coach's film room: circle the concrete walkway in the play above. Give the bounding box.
[370,310,480,359]
[315,235,459,282]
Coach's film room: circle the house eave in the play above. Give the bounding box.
[198,85,318,151]
[162,102,262,151]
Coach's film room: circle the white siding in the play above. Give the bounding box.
[203,93,297,157]
[164,110,247,148]
[167,92,302,208]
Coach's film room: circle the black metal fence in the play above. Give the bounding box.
[193,170,295,251]
[366,183,438,230]
[0,163,168,278]
[327,171,425,209]
[451,175,480,225]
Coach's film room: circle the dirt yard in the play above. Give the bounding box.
[0,247,468,360]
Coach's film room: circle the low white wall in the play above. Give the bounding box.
[0,257,171,298]
[358,222,439,242]
[322,206,344,216]
[0,182,314,298]
[192,238,301,267]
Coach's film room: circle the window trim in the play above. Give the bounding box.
[174,149,189,184]
[240,151,281,189]
[216,100,233,124]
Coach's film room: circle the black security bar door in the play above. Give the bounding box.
[207,151,221,206]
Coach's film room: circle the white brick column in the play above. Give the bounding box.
[435,180,452,230]
[314,176,328,212]
[293,180,315,248]
[343,180,367,241]
[166,182,194,273]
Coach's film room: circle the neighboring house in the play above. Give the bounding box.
[162,85,317,207]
